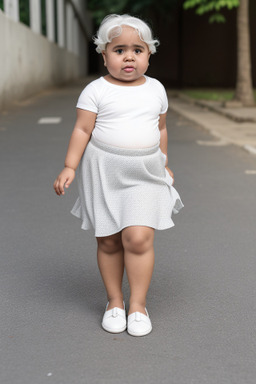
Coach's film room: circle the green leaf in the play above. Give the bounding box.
[209,13,226,23]
[183,0,239,25]
[183,0,240,14]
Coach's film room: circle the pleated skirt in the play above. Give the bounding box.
[71,137,184,237]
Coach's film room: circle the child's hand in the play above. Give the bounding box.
[165,166,174,185]
[53,167,75,196]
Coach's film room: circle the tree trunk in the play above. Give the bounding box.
[234,0,255,106]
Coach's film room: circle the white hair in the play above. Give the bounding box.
[93,14,160,54]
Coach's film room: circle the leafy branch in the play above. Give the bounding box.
[183,0,239,23]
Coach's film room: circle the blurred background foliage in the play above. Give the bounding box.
[87,0,240,26]
[87,0,180,26]
[0,0,240,29]
[183,0,239,23]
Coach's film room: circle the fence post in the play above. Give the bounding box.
[46,0,55,42]
[66,2,73,53]
[3,0,19,22]
[29,0,41,34]
[57,0,65,48]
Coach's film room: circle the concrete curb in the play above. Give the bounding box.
[168,95,256,156]
[173,92,256,123]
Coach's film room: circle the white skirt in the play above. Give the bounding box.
[71,137,184,237]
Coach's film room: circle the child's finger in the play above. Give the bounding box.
[60,179,66,194]
[65,178,70,188]
[55,179,64,195]
[61,175,73,193]
[64,174,75,189]
[53,179,59,195]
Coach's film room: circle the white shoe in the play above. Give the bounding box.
[102,302,127,334]
[127,308,152,337]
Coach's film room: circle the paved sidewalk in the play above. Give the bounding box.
[168,92,256,155]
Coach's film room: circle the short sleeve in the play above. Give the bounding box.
[159,82,168,114]
[76,82,99,113]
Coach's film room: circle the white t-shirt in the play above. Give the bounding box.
[76,76,168,148]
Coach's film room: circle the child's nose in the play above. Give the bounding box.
[124,51,135,61]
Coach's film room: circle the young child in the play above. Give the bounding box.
[53,14,183,337]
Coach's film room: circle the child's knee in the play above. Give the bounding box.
[97,233,123,254]
[122,227,154,254]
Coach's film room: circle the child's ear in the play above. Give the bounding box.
[102,52,107,67]
[147,52,151,66]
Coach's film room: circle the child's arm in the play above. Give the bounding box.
[54,109,97,196]
[159,113,174,183]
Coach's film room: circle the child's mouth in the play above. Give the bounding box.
[123,67,135,73]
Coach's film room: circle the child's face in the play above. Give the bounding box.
[102,26,151,85]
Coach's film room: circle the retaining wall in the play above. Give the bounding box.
[0,10,85,109]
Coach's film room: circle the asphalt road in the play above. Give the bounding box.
[1,81,256,384]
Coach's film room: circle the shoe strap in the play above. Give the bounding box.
[128,310,151,325]
[104,306,126,319]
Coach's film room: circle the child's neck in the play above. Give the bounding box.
[104,74,146,86]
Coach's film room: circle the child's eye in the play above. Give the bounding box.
[115,49,123,54]
[135,49,142,54]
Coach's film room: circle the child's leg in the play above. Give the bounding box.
[96,232,124,310]
[122,226,155,315]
